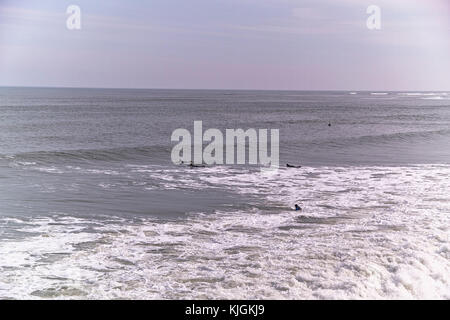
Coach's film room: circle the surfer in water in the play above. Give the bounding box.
[286,164,301,168]
[189,161,206,168]
[294,204,302,211]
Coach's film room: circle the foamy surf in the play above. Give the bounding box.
[0,165,448,299]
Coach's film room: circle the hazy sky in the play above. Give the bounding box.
[0,0,449,90]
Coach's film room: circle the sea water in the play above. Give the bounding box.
[0,88,448,299]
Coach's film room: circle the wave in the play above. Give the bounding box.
[0,164,449,299]
[2,145,171,165]
[4,128,449,167]
[321,128,450,147]
[422,96,447,100]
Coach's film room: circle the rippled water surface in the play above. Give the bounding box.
[0,88,449,299]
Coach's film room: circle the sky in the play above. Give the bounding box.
[0,0,449,90]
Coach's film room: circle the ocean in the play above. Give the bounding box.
[0,87,448,299]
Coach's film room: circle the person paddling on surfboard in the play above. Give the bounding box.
[189,161,206,168]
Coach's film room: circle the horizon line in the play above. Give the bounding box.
[1,85,449,92]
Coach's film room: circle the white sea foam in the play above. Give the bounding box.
[0,165,448,299]
[397,93,449,100]
[422,96,445,100]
